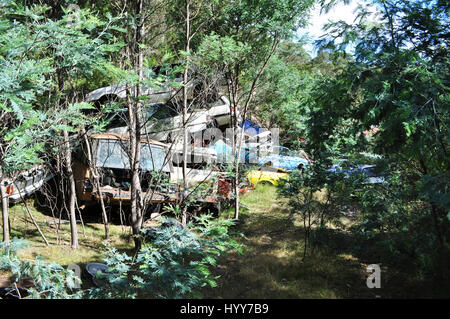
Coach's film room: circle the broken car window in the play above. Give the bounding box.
[96,139,170,172]
[96,139,130,169]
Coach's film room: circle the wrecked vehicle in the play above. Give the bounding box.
[208,139,261,164]
[170,146,222,200]
[170,166,219,189]
[1,165,55,202]
[327,163,386,184]
[106,102,213,143]
[86,63,197,106]
[170,143,218,166]
[206,95,241,127]
[258,145,310,171]
[73,133,177,205]
[73,133,225,216]
[143,104,213,142]
[247,166,289,186]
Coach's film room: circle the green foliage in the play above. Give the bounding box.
[0,238,82,299]
[0,1,121,174]
[195,33,251,74]
[87,215,243,299]
[301,0,450,281]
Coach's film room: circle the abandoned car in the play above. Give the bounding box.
[327,163,386,184]
[206,95,241,128]
[247,166,290,186]
[73,133,177,205]
[257,145,310,171]
[73,133,227,217]
[1,165,55,202]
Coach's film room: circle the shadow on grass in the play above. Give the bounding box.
[205,182,450,299]
[203,200,373,299]
[308,227,450,298]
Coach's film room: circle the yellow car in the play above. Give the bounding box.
[247,166,289,186]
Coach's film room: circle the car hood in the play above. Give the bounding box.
[86,80,195,104]
[261,154,309,165]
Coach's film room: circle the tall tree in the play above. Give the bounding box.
[0,2,119,247]
[195,0,315,219]
[307,0,450,281]
[165,0,222,225]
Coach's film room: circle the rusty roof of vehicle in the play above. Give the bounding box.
[88,132,168,147]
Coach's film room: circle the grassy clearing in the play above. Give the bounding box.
[204,184,373,299]
[2,199,135,272]
[3,185,428,298]
[1,186,373,298]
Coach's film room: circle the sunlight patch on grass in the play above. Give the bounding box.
[240,184,279,207]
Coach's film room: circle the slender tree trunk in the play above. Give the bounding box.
[228,75,240,220]
[129,0,145,250]
[0,182,10,244]
[82,129,109,239]
[181,0,191,226]
[232,39,279,220]
[128,87,142,249]
[63,130,78,249]
[15,184,49,246]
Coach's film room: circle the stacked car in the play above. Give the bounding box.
[1,67,314,216]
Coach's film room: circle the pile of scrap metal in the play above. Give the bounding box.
[72,132,227,218]
[82,69,315,210]
[77,75,244,214]
[73,133,177,205]
[0,70,306,212]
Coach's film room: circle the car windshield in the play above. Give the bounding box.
[96,139,170,172]
[144,103,177,120]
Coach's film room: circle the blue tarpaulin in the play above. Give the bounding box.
[239,120,263,136]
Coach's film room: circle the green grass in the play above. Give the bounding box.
[2,199,135,270]
[2,186,372,298]
[3,185,437,298]
[203,184,373,298]
[1,186,370,298]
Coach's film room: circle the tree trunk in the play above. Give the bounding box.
[63,130,78,249]
[82,129,109,239]
[129,0,145,250]
[0,182,10,244]
[231,39,279,220]
[181,0,191,226]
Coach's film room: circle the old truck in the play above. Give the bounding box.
[73,133,224,215]
[73,133,178,206]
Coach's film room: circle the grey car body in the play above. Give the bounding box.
[2,165,55,202]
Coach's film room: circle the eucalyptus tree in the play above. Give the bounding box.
[0,1,120,248]
[195,0,316,219]
[163,0,223,225]
[306,0,450,283]
[112,0,177,249]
